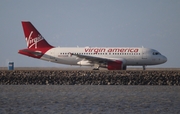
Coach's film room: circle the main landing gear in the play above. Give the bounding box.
[123,65,127,70]
[93,68,99,70]
[93,64,100,70]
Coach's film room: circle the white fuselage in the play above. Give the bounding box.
[40,47,167,67]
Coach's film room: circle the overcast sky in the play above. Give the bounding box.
[0,0,180,68]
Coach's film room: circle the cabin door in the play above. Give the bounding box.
[142,48,147,59]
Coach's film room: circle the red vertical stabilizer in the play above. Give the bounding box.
[19,21,54,58]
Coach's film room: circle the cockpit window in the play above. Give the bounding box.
[153,52,161,55]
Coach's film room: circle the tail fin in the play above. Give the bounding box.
[21,21,53,49]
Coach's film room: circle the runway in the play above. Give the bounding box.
[1,67,180,71]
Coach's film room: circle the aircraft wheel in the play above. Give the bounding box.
[93,68,99,70]
[123,65,127,70]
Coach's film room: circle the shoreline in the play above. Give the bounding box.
[0,70,180,85]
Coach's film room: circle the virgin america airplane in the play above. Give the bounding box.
[18,21,167,70]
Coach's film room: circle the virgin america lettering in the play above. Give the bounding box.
[85,48,139,53]
[85,48,106,53]
[26,31,44,49]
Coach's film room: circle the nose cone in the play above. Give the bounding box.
[162,55,167,63]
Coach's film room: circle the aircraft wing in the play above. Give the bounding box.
[72,53,114,63]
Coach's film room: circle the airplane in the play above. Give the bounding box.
[18,21,167,70]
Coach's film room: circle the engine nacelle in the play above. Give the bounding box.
[107,60,123,70]
[77,60,92,66]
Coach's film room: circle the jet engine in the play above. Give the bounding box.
[77,60,92,66]
[107,60,124,70]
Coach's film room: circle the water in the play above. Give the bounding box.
[0,85,180,114]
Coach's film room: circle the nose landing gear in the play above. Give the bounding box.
[143,65,146,70]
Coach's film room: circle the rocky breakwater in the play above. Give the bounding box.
[0,70,180,85]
